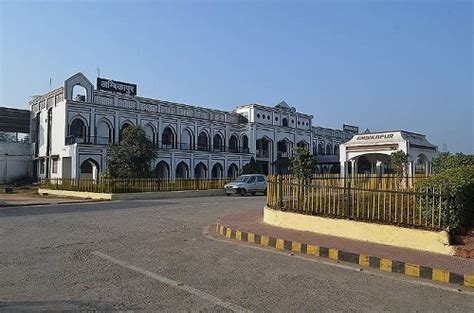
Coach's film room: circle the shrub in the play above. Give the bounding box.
[416,165,474,233]
[432,152,474,173]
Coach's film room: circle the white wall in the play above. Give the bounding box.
[0,142,32,183]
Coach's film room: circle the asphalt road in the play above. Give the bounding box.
[1,196,473,312]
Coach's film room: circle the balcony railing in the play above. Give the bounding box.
[65,136,251,154]
[65,135,113,145]
[277,151,289,158]
[256,150,270,158]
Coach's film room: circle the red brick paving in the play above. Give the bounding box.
[219,209,474,275]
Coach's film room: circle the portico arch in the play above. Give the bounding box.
[176,161,190,179]
[211,162,224,178]
[80,158,99,180]
[227,163,239,178]
[156,161,170,179]
[194,162,207,179]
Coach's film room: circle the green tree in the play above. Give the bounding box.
[289,146,316,181]
[432,152,474,173]
[107,126,157,178]
[289,147,316,206]
[241,157,262,175]
[390,150,408,186]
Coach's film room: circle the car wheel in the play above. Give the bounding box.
[263,188,267,196]
[238,188,246,196]
[226,193,231,196]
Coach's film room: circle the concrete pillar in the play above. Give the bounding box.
[376,160,383,176]
[351,159,357,176]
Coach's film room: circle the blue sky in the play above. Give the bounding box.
[1,0,472,153]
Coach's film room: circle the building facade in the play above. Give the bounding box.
[340,131,438,177]
[29,73,356,180]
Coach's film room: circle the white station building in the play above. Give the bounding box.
[340,131,438,177]
[28,73,356,180]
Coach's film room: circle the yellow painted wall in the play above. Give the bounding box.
[38,188,113,200]
[263,206,453,255]
[38,188,225,200]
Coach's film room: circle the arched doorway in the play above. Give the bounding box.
[227,164,239,178]
[194,162,207,179]
[80,159,99,180]
[176,161,190,179]
[211,163,223,178]
[415,154,429,175]
[156,161,170,179]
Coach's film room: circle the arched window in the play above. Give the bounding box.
[318,143,324,155]
[256,137,271,158]
[312,142,318,156]
[162,127,176,149]
[197,131,209,151]
[241,135,249,153]
[70,118,87,143]
[194,162,207,179]
[297,140,308,150]
[326,144,332,155]
[229,135,239,153]
[143,124,155,145]
[119,122,132,142]
[72,84,87,102]
[213,134,223,152]
[181,128,194,150]
[211,163,223,178]
[277,139,291,158]
[282,118,288,127]
[176,161,189,179]
[156,161,170,179]
[334,144,339,156]
[96,119,113,145]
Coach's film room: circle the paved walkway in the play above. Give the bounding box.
[0,192,93,208]
[219,209,474,275]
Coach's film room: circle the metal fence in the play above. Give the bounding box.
[267,175,449,231]
[40,178,229,194]
[303,173,429,190]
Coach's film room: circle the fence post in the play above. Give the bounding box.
[278,175,283,209]
[444,189,452,233]
[347,180,352,218]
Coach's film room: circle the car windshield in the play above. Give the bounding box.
[234,176,250,182]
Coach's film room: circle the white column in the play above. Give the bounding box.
[376,160,383,176]
[350,159,357,176]
[114,112,119,144]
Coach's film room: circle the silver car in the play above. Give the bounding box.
[224,174,267,196]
